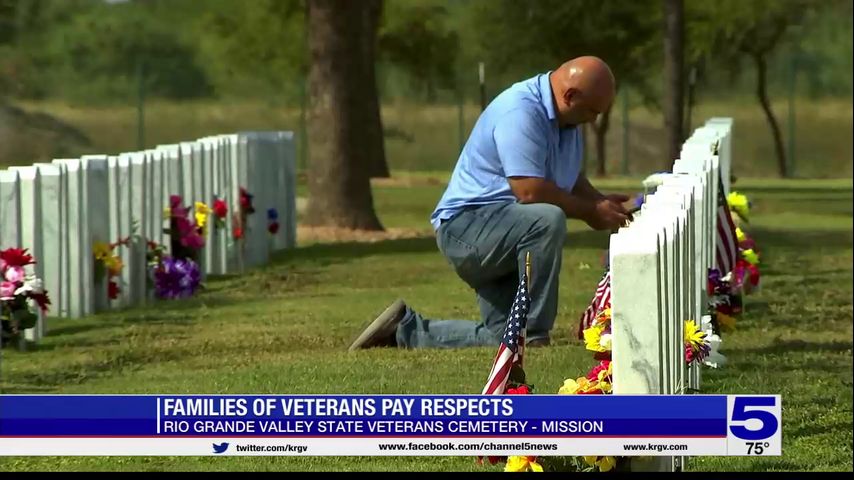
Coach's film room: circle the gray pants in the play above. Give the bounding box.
[396,202,566,348]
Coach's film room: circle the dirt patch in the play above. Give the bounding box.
[297,225,434,244]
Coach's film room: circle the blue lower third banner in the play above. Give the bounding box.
[0,395,781,456]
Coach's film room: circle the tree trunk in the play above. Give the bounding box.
[663,0,685,168]
[684,65,698,136]
[305,0,384,230]
[590,104,612,177]
[361,0,390,179]
[753,53,788,178]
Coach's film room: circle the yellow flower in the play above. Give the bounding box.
[716,312,737,333]
[742,248,760,265]
[93,241,112,260]
[559,377,589,395]
[504,456,543,472]
[583,456,617,472]
[736,227,746,243]
[163,207,171,219]
[684,320,706,351]
[583,323,608,353]
[727,191,750,223]
[194,202,210,230]
[104,255,123,277]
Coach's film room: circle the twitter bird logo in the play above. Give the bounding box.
[212,442,230,454]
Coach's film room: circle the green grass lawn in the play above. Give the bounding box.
[1,177,852,472]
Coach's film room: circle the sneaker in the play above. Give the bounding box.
[348,299,407,351]
[527,337,551,348]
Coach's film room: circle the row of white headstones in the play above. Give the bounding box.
[0,131,297,346]
[610,117,733,472]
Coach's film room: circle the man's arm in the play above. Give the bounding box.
[573,173,633,213]
[572,173,605,201]
[508,176,629,231]
[492,111,628,230]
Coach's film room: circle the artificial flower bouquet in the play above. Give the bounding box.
[93,238,128,300]
[1,248,50,346]
[152,195,208,300]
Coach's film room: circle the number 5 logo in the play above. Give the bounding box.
[729,397,779,440]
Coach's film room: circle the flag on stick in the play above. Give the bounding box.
[715,176,738,275]
[577,269,611,339]
[482,252,531,395]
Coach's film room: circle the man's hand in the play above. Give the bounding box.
[585,198,631,231]
[603,193,631,204]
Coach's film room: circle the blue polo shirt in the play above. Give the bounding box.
[430,72,584,230]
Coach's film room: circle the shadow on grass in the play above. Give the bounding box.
[728,339,852,356]
[754,228,853,249]
[267,230,610,266]
[0,384,59,394]
[738,186,853,196]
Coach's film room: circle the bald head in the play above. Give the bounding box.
[549,56,616,127]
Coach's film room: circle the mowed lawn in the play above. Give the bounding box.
[1,177,851,472]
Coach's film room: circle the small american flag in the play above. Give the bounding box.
[715,176,738,275]
[482,272,530,395]
[577,270,611,339]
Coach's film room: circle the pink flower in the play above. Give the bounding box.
[181,231,205,250]
[176,216,195,236]
[0,281,17,299]
[170,195,183,209]
[4,265,25,283]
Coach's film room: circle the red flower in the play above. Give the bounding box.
[233,226,244,240]
[506,385,531,395]
[239,188,255,214]
[30,291,51,313]
[586,360,611,382]
[108,281,120,300]
[213,199,228,219]
[593,351,612,362]
[268,222,280,235]
[1,248,35,267]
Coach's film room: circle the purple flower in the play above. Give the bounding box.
[153,256,201,299]
[267,208,279,221]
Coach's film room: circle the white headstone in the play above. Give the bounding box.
[116,155,133,307]
[158,144,181,249]
[129,153,148,305]
[33,163,63,323]
[191,140,207,278]
[52,160,85,318]
[82,156,110,313]
[200,137,219,275]
[9,166,45,341]
[106,156,123,308]
[0,170,22,249]
[180,142,196,207]
[279,131,297,250]
[226,134,246,273]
